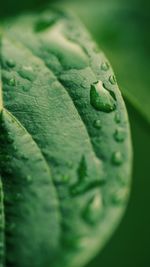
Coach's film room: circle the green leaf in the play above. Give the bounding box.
[0,6,132,267]
[0,109,60,267]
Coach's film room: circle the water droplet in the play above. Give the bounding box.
[114,127,126,142]
[8,78,16,86]
[83,193,103,225]
[112,151,123,165]
[6,59,15,68]
[109,75,116,85]
[90,81,116,112]
[101,62,109,71]
[93,119,102,129]
[115,112,121,123]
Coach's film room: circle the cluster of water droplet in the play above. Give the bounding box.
[4,58,37,94]
[88,61,128,210]
[90,61,126,167]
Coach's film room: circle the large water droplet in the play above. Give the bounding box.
[114,127,126,142]
[83,193,103,225]
[101,62,109,71]
[90,81,116,112]
[112,151,123,165]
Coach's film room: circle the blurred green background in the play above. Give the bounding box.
[1,0,150,266]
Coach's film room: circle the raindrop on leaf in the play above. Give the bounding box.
[112,151,123,165]
[114,127,126,142]
[101,62,109,71]
[109,75,116,85]
[90,81,116,112]
[83,193,103,225]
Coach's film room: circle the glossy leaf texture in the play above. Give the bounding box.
[0,7,132,267]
